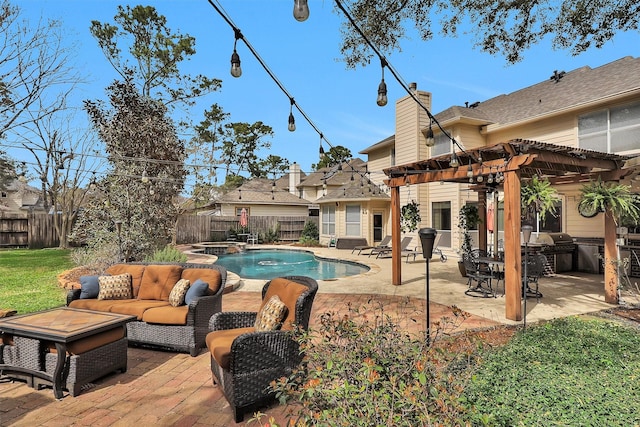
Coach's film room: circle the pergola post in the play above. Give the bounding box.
[603,209,619,303]
[503,170,523,321]
[391,185,401,285]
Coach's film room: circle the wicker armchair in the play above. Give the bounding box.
[206,275,318,423]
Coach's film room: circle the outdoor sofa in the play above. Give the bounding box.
[66,262,227,356]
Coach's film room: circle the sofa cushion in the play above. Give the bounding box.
[261,278,308,330]
[68,298,136,312]
[105,264,146,298]
[109,300,170,320]
[79,275,101,299]
[141,305,189,325]
[137,265,183,301]
[181,268,222,294]
[206,327,254,370]
[48,326,125,355]
[169,279,190,307]
[254,295,288,332]
[184,279,209,305]
[98,274,133,300]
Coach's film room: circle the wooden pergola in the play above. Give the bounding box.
[383,139,635,321]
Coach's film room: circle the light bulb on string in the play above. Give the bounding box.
[288,98,296,131]
[230,29,242,78]
[425,122,435,147]
[376,58,388,106]
[293,0,309,22]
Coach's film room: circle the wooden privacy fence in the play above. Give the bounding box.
[175,215,317,244]
[0,213,317,248]
[0,213,60,249]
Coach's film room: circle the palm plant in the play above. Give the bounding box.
[521,175,560,226]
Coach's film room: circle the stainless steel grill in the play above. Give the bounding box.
[535,232,577,272]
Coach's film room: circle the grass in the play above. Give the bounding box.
[0,248,74,314]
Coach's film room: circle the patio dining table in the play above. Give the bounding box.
[476,257,505,295]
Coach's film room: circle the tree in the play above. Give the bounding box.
[312,145,352,170]
[14,110,101,248]
[257,155,290,180]
[76,75,186,261]
[0,1,79,139]
[0,150,15,192]
[90,5,221,108]
[188,104,229,188]
[220,121,274,179]
[335,0,640,66]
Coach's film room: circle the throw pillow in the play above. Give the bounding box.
[79,275,100,299]
[169,279,191,307]
[184,279,209,305]
[254,295,288,332]
[98,273,133,300]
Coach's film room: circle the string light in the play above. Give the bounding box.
[230,29,242,78]
[288,98,296,132]
[425,121,435,147]
[293,0,309,22]
[377,58,388,107]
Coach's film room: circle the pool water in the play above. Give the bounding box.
[214,249,369,280]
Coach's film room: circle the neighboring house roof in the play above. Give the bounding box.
[299,158,367,188]
[0,180,45,214]
[219,178,311,206]
[275,169,307,191]
[434,55,640,129]
[316,175,390,203]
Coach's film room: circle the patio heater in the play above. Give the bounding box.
[418,228,437,345]
[115,220,123,262]
[522,225,533,329]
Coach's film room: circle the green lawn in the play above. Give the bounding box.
[0,248,73,314]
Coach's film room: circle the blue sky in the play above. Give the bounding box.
[12,0,639,185]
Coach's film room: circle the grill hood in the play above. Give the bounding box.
[536,232,573,246]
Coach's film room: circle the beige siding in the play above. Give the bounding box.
[487,113,577,146]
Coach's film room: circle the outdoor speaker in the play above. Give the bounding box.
[418,227,437,260]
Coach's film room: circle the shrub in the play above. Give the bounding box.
[263,224,280,244]
[263,300,473,426]
[71,243,120,272]
[144,244,188,263]
[300,220,319,241]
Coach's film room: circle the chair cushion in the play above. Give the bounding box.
[206,327,254,370]
[169,279,190,307]
[181,268,222,294]
[261,278,309,330]
[79,275,101,299]
[109,300,170,320]
[254,295,288,331]
[184,279,209,305]
[142,305,189,325]
[138,265,183,301]
[69,298,135,312]
[98,273,133,300]
[105,264,146,297]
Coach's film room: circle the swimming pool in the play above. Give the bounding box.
[214,249,370,280]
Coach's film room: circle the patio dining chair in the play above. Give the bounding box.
[205,275,318,422]
[522,254,546,301]
[463,256,495,298]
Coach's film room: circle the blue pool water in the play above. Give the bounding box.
[214,249,369,280]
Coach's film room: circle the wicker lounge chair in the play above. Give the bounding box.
[206,275,318,422]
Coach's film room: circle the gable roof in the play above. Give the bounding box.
[435,56,640,129]
[299,158,367,187]
[218,178,311,206]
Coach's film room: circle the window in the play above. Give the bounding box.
[391,148,396,166]
[322,205,335,235]
[432,131,451,156]
[432,201,452,247]
[579,102,640,154]
[235,207,249,216]
[345,205,361,236]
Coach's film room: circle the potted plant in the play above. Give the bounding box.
[458,203,480,276]
[400,200,421,233]
[521,175,560,232]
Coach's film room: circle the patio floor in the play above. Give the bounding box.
[2,245,637,426]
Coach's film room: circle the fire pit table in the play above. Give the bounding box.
[0,307,135,398]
